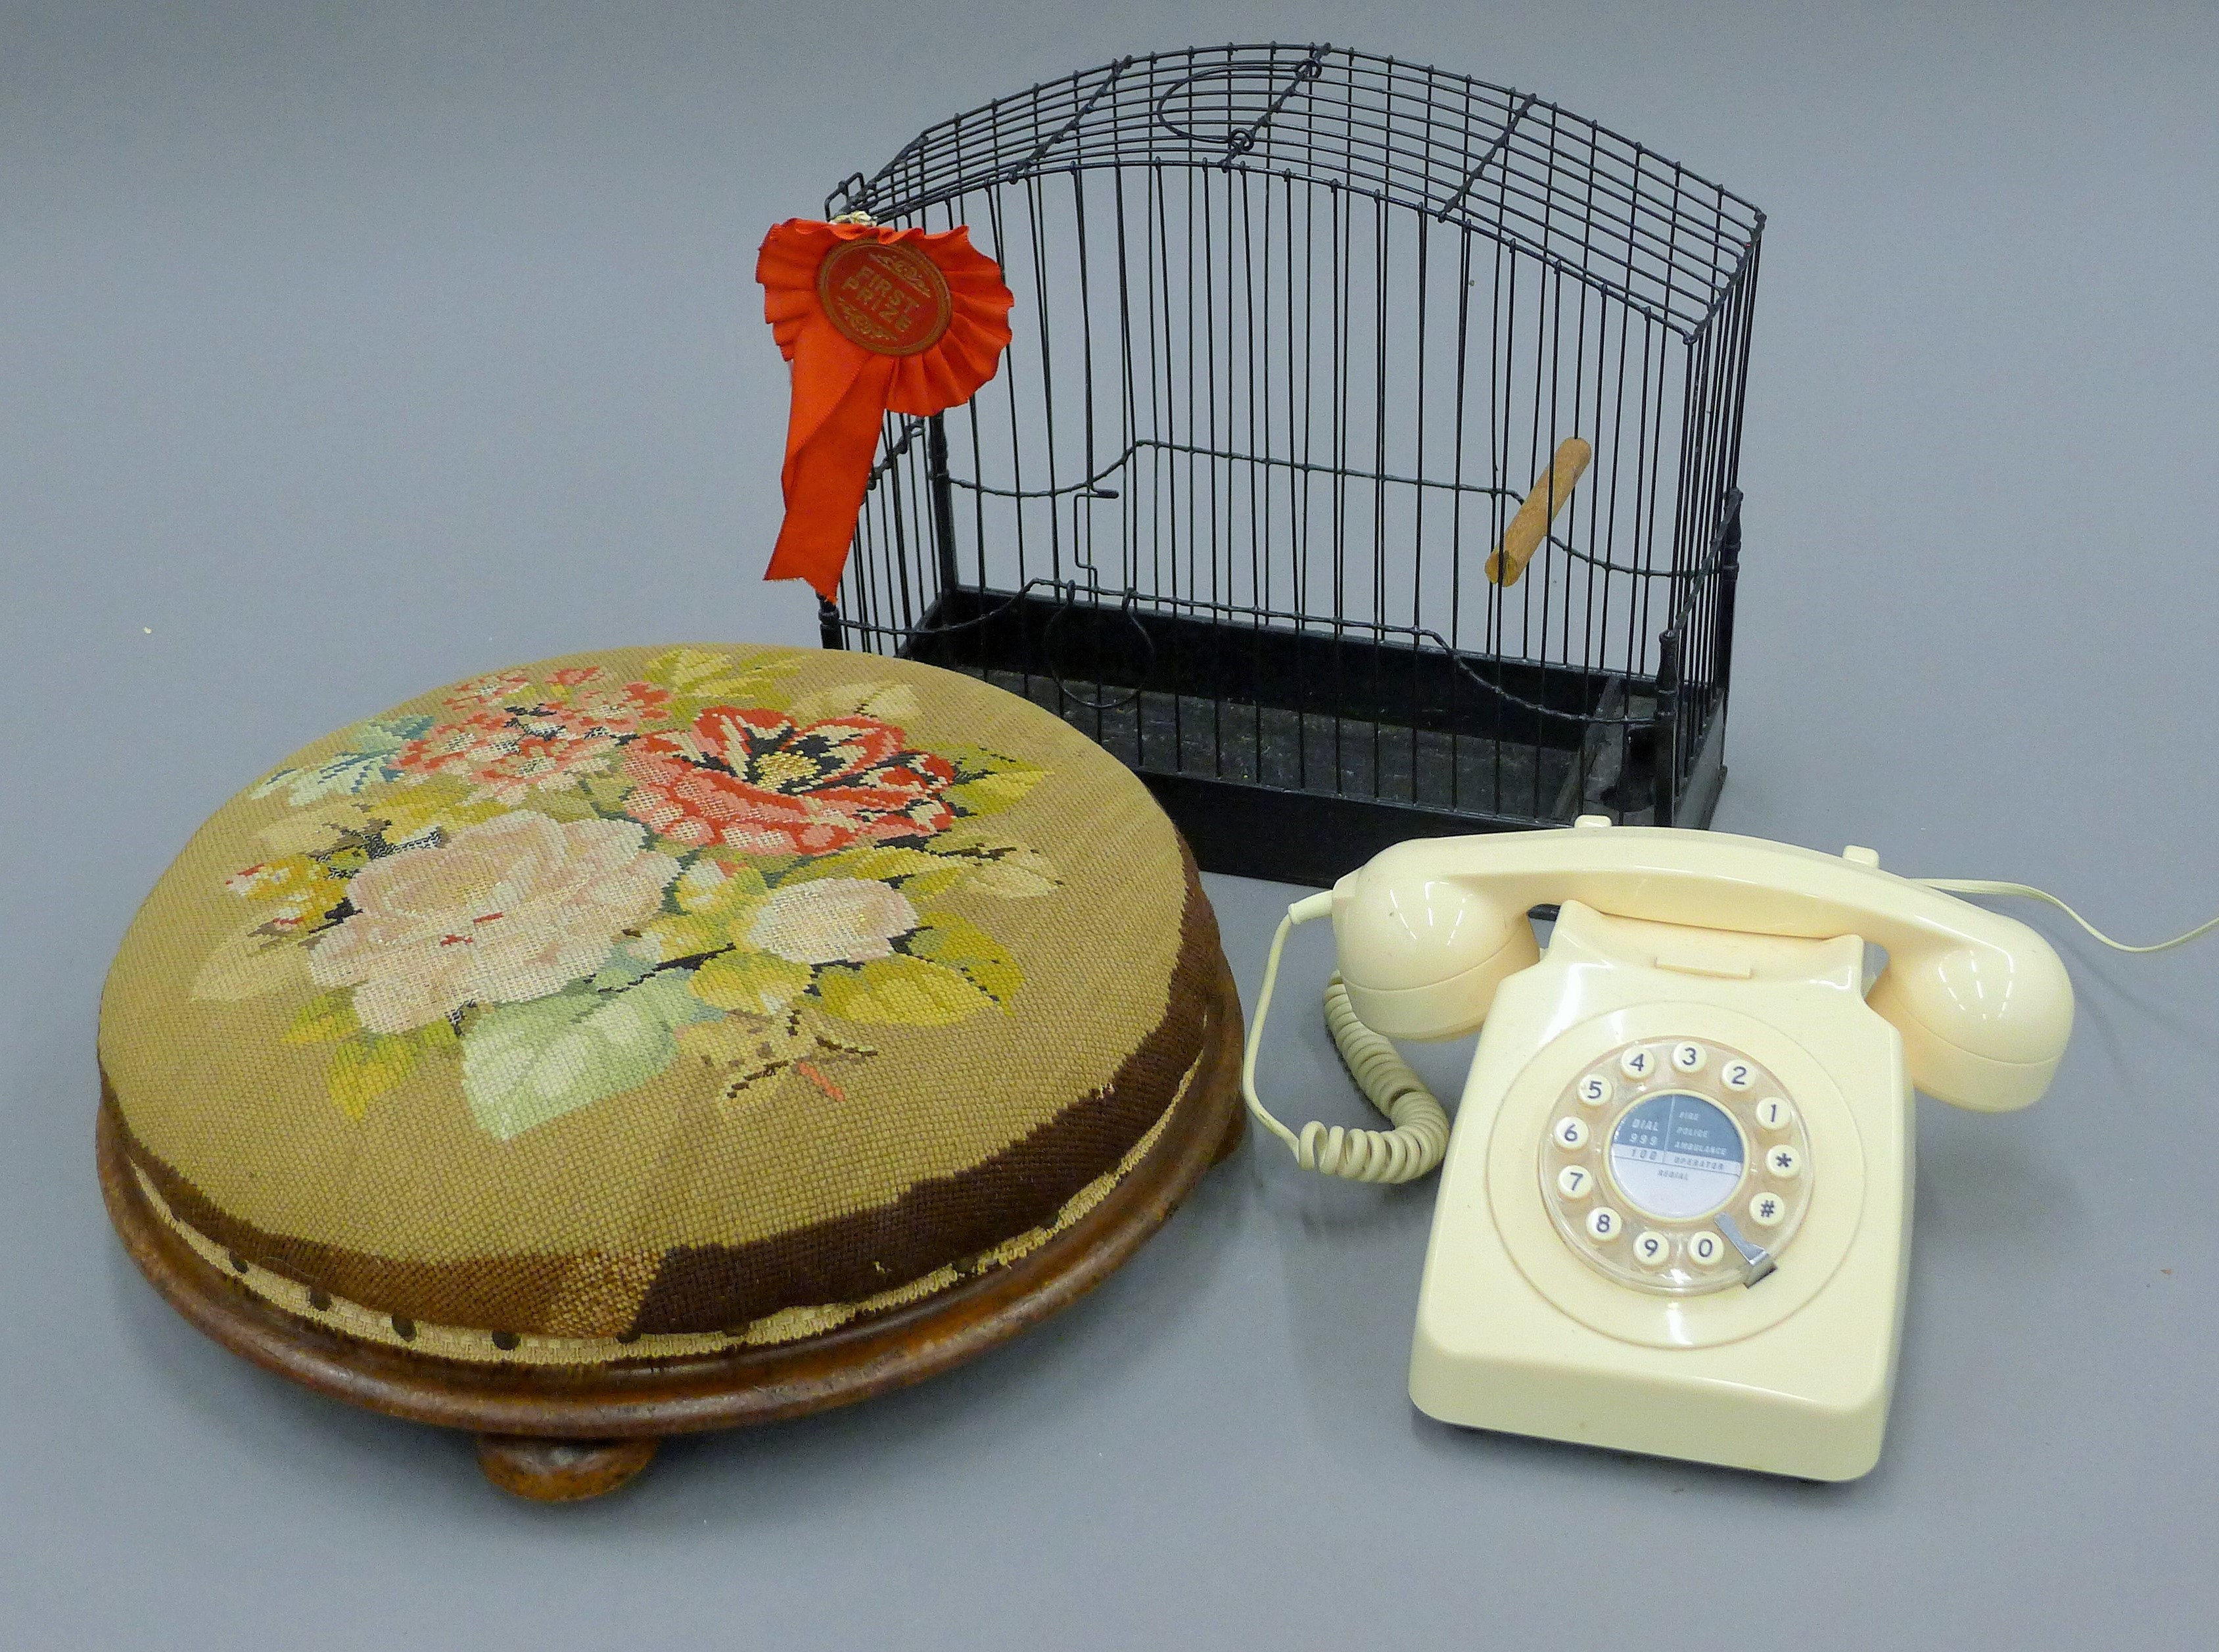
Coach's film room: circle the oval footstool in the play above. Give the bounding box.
[98,644,1242,1499]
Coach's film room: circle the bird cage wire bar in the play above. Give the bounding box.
[818,45,1762,883]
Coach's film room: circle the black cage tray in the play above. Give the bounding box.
[900,586,1722,886]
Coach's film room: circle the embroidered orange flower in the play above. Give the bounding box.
[394,673,670,803]
[620,706,956,855]
[442,669,534,709]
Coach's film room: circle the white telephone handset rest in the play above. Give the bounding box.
[1329,826,2074,1112]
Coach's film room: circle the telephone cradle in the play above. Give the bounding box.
[1247,817,2076,1481]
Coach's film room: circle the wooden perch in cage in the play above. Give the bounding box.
[1487,438,1593,586]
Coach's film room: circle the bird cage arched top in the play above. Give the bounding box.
[819,44,1765,885]
[829,45,1758,339]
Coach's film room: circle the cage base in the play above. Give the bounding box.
[885,584,1720,885]
[976,669,1596,818]
[953,667,1717,886]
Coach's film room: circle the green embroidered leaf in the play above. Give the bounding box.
[946,844,1060,899]
[644,912,732,963]
[785,680,923,726]
[644,648,745,690]
[328,1042,408,1119]
[520,788,603,822]
[813,953,997,1026]
[674,859,770,914]
[645,861,760,958]
[645,860,772,960]
[588,943,659,992]
[778,845,933,880]
[363,780,504,850]
[645,648,799,709]
[252,716,434,805]
[319,842,372,876]
[579,774,634,813]
[906,912,1025,1006]
[323,1030,412,1123]
[936,744,1048,784]
[283,990,360,1045]
[939,749,1048,819]
[693,844,801,879]
[946,779,1033,818]
[689,949,814,1015]
[459,976,716,1141]
[254,780,503,857]
[191,927,310,1002]
[778,844,968,898]
[858,684,921,721]
[685,664,800,698]
[325,1027,439,1120]
[879,860,972,899]
[254,800,381,856]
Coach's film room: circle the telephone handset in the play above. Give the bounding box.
[1330,822,2074,1107]
[1241,818,2098,1480]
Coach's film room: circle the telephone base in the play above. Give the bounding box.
[1409,1337,1890,1482]
[1404,905,1915,1483]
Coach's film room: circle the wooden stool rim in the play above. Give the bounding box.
[99,958,1245,1440]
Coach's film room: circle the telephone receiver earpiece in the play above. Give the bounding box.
[1861,943,2068,1112]
[1328,866,1539,1042]
[1329,826,2075,1113]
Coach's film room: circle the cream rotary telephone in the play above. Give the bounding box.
[1243,818,2209,1480]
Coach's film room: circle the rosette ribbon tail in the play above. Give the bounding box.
[764,342,899,599]
[756,220,1014,602]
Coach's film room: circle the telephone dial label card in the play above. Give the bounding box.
[1541,1038,1813,1298]
[1610,1094,1745,1220]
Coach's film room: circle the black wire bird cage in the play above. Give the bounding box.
[818,43,1764,886]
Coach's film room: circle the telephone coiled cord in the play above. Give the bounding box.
[1313,973,1452,1179]
[1243,898,1451,1185]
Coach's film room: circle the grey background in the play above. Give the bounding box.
[5,3,2216,1645]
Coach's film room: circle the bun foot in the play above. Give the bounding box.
[475,1434,659,1501]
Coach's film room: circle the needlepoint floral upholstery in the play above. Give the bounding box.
[99,644,1223,1365]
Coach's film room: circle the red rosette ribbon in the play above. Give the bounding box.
[757,219,1014,599]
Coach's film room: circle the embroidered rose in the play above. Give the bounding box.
[306,811,678,1033]
[747,878,920,966]
[620,706,956,855]
[393,672,670,803]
